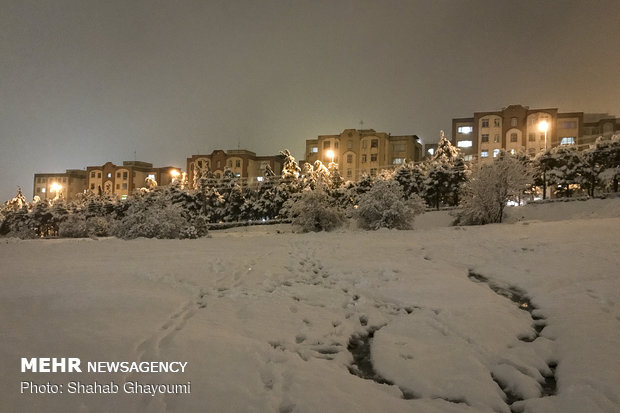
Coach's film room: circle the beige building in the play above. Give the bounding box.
[452,105,619,162]
[86,161,181,198]
[33,169,88,201]
[304,129,423,181]
[186,150,284,189]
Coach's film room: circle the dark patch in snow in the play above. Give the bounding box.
[541,362,557,397]
[491,373,522,406]
[347,327,394,386]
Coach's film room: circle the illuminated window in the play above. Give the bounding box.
[561,137,576,145]
[493,149,500,158]
[392,158,404,165]
[311,147,318,153]
[147,174,155,180]
[427,148,435,155]
[457,140,473,148]
[458,126,473,134]
[257,176,264,182]
[481,134,489,143]
[481,119,489,128]
[464,155,473,161]
[41,188,46,193]
[107,173,112,178]
[481,150,489,158]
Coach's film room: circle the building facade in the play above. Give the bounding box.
[85,161,181,198]
[304,129,423,181]
[33,169,88,201]
[186,150,284,189]
[452,105,619,162]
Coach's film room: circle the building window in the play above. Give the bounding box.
[107,173,112,178]
[370,168,377,176]
[116,184,120,190]
[147,174,155,180]
[370,154,377,162]
[216,161,221,168]
[392,143,406,152]
[90,172,95,178]
[529,133,535,142]
[494,134,500,143]
[493,149,500,158]
[427,148,435,156]
[362,140,367,149]
[510,133,518,143]
[458,126,473,134]
[41,188,46,193]
[347,169,352,178]
[123,172,128,180]
[464,155,473,161]
[347,140,353,149]
[323,141,331,149]
[311,146,318,153]
[257,176,264,182]
[371,139,378,148]
[116,172,121,178]
[347,154,353,163]
[494,119,500,127]
[122,183,128,190]
[560,137,576,145]
[481,119,489,128]
[560,121,577,129]
[392,158,404,165]
[334,141,339,149]
[540,134,546,141]
[361,154,367,163]
[36,187,40,193]
[457,140,473,148]
[481,150,489,158]
[98,172,101,178]
[90,184,95,190]
[481,134,489,143]
[236,160,241,167]
[511,117,518,127]
[227,160,232,167]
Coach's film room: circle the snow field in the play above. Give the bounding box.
[1,198,619,412]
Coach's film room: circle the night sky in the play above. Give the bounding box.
[1,0,619,202]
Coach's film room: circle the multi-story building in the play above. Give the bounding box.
[186,150,284,189]
[304,129,423,181]
[33,169,88,201]
[452,105,619,162]
[86,161,181,198]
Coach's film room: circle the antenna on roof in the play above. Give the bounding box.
[359,120,364,129]
[134,150,137,162]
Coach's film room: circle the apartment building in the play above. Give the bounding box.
[186,150,284,189]
[85,161,181,198]
[33,169,88,201]
[304,129,423,181]
[452,105,619,162]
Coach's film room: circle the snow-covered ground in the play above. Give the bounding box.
[2,198,619,412]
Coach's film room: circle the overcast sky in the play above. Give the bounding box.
[1,0,619,201]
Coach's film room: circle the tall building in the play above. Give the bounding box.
[452,105,619,162]
[86,161,181,198]
[33,169,87,201]
[186,150,284,189]
[304,129,423,181]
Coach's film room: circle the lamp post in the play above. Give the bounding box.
[50,182,62,200]
[538,120,549,199]
[326,149,335,165]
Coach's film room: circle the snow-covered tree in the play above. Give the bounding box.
[280,149,301,179]
[423,131,468,208]
[545,146,584,198]
[356,179,424,230]
[289,184,345,232]
[459,151,533,225]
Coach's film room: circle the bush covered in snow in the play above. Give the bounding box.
[289,186,345,232]
[356,180,425,230]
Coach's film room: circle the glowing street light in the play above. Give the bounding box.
[538,120,549,149]
[50,182,62,200]
[326,149,335,164]
[170,169,180,179]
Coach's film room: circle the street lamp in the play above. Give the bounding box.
[326,149,335,164]
[538,120,549,149]
[50,182,62,200]
[538,120,549,200]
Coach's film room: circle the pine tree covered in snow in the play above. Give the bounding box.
[356,179,424,230]
[545,146,585,198]
[289,184,345,232]
[423,131,467,209]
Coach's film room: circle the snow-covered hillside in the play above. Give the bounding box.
[2,198,619,412]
